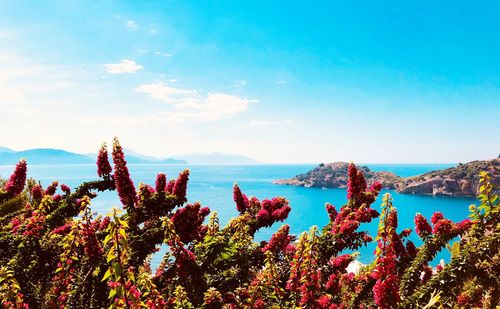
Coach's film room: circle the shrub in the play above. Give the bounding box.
[0,138,498,308]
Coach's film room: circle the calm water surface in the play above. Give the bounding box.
[0,163,474,266]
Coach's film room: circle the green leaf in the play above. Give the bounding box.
[113,262,123,276]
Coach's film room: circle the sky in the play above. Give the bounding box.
[0,0,499,163]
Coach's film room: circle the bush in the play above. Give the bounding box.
[0,138,498,308]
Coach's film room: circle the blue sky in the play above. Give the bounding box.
[0,0,498,163]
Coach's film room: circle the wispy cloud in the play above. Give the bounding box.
[232,80,247,88]
[0,29,16,38]
[154,51,172,58]
[241,119,293,128]
[275,80,286,84]
[103,59,143,74]
[0,53,72,115]
[125,20,138,29]
[135,82,252,122]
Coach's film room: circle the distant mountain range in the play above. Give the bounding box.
[171,152,257,165]
[0,147,256,165]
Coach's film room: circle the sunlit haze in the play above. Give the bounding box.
[0,1,499,163]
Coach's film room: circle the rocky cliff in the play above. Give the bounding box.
[274,158,500,197]
[398,158,499,196]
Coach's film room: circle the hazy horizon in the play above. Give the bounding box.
[0,1,499,163]
[0,143,495,165]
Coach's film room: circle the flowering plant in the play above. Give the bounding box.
[0,138,498,308]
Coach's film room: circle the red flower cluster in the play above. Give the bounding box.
[261,224,292,254]
[299,268,321,307]
[112,138,137,208]
[432,218,454,238]
[82,220,103,260]
[171,202,210,243]
[52,194,62,203]
[4,159,27,196]
[414,213,432,239]
[52,223,72,235]
[328,165,382,254]
[325,203,338,221]
[60,184,71,194]
[173,170,189,202]
[347,163,383,207]
[256,197,291,228]
[165,180,175,194]
[138,184,155,201]
[372,247,400,309]
[329,254,356,271]
[405,240,418,258]
[386,208,398,229]
[347,163,367,200]
[97,143,112,177]
[415,212,473,240]
[168,240,197,279]
[233,184,249,213]
[31,184,44,200]
[155,173,167,193]
[332,205,376,238]
[455,219,473,234]
[232,185,291,234]
[99,216,111,231]
[430,212,444,225]
[45,181,59,196]
[18,210,46,237]
[125,280,142,300]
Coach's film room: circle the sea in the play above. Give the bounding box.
[0,163,475,267]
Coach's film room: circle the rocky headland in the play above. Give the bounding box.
[274,157,500,196]
[398,158,499,196]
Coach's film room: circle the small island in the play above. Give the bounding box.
[273,162,402,189]
[274,157,500,196]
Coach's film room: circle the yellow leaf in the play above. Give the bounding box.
[103,234,112,246]
[107,249,115,263]
[101,269,112,282]
[119,229,127,240]
[108,288,117,299]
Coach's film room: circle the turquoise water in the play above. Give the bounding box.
[0,163,474,266]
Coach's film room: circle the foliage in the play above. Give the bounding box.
[0,138,498,308]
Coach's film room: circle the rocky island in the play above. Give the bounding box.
[273,162,402,189]
[274,157,500,196]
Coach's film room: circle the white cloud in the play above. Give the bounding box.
[0,52,72,115]
[0,29,16,39]
[125,20,138,29]
[149,29,159,35]
[103,59,143,74]
[232,80,247,88]
[276,80,286,84]
[154,51,172,58]
[135,82,251,122]
[242,119,293,128]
